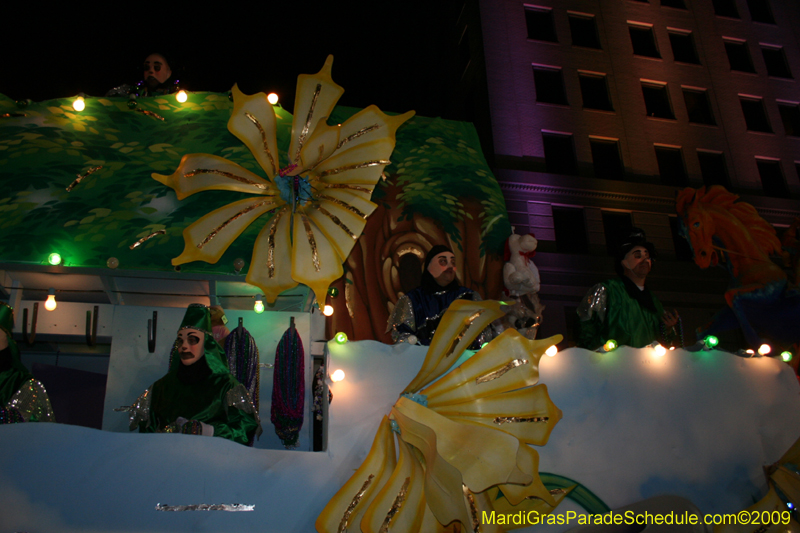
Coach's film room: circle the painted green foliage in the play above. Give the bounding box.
[0,93,509,276]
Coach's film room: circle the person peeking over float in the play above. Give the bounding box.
[0,302,55,424]
[387,245,491,347]
[127,303,260,445]
[106,52,181,98]
[575,228,681,350]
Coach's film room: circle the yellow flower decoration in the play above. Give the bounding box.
[153,56,414,304]
[316,300,566,533]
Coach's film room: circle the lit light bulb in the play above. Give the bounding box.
[705,335,719,348]
[334,332,348,344]
[781,351,792,362]
[267,93,279,105]
[331,369,345,382]
[176,90,188,103]
[603,339,618,352]
[73,96,85,111]
[758,344,771,356]
[653,343,666,357]
[745,349,755,355]
[323,305,334,316]
[254,295,264,314]
[44,288,57,311]
[48,252,62,266]
[545,345,558,357]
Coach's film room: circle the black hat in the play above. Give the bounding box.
[614,228,657,275]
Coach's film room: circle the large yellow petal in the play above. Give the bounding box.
[360,438,426,533]
[435,385,562,447]
[419,503,463,533]
[288,55,344,168]
[494,444,555,507]
[312,138,395,186]
[172,197,277,266]
[422,331,563,408]
[390,403,473,529]
[246,206,298,304]
[291,206,344,307]
[315,416,397,533]
[403,300,506,395]
[394,397,531,493]
[227,85,280,180]
[152,154,275,201]
[463,486,506,533]
[332,106,415,157]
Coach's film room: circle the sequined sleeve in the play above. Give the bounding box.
[6,379,55,422]
[576,283,608,323]
[128,389,152,431]
[387,295,415,343]
[226,383,263,440]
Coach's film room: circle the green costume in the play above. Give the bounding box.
[575,277,672,350]
[128,304,259,445]
[0,302,55,423]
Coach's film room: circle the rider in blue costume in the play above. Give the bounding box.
[388,245,478,346]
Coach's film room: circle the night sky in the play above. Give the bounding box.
[3,4,455,119]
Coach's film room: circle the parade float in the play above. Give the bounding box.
[1,57,800,532]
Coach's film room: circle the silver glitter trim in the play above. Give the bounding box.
[576,283,607,323]
[156,503,254,512]
[6,379,55,422]
[127,389,151,430]
[387,295,415,342]
[226,383,256,415]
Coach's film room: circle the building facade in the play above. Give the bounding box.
[456,0,800,346]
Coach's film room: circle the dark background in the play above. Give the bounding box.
[2,4,456,118]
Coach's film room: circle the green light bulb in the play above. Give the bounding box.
[705,335,719,348]
[254,297,264,314]
[604,339,618,351]
[48,253,62,266]
[781,351,792,362]
[335,332,348,344]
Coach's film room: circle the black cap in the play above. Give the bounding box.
[614,227,657,275]
[424,245,453,271]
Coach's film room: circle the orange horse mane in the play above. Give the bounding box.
[677,185,781,257]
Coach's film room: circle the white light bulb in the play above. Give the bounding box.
[73,97,85,111]
[44,289,57,311]
[323,305,334,316]
[545,345,558,357]
[758,344,771,355]
[653,344,666,357]
[331,369,345,382]
[176,90,188,103]
[267,93,279,105]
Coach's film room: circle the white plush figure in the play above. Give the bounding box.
[503,233,540,296]
[500,232,545,339]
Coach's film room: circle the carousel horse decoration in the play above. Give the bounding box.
[317,300,569,533]
[153,56,414,306]
[676,185,800,347]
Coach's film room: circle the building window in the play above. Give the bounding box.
[629,24,661,58]
[724,40,756,73]
[778,103,800,137]
[669,31,700,64]
[756,159,788,197]
[683,88,716,125]
[654,145,688,186]
[553,206,589,253]
[569,13,601,49]
[713,0,739,18]
[669,216,695,261]
[525,6,558,42]
[762,47,792,79]
[532,65,568,105]
[590,138,624,180]
[697,150,730,188]
[739,97,772,133]
[747,0,775,24]
[542,132,577,175]
[579,73,613,111]
[642,82,675,119]
[602,211,633,255]
[661,0,687,9]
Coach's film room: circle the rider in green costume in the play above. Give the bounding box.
[0,302,55,423]
[128,304,259,445]
[576,229,681,350]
